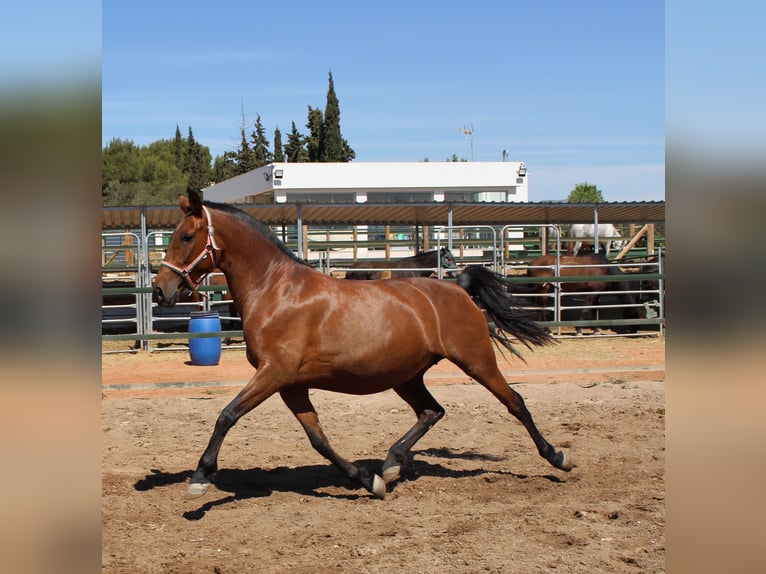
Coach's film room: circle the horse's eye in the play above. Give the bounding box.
[182,233,194,242]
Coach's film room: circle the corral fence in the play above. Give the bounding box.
[430,224,664,337]
[102,224,664,353]
[503,251,665,337]
[102,230,244,353]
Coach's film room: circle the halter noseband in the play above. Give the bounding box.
[160,206,221,292]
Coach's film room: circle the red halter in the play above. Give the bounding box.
[160,206,221,292]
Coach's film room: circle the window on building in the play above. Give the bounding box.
[444,191,474,202]
[367,191,433,203]
[285,192,356,203]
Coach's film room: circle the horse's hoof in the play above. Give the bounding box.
[371,474,386,499]
[558,451,576,472]
[187,481,210,498]
[382,464,401,484]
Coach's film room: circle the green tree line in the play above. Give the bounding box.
[103,71,355,206]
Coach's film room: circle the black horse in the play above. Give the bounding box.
[345,247,457,280]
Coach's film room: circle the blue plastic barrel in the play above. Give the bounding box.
[188,311,221,366]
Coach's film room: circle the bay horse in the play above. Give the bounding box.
[525,253,643,335]
[153,191,574,500]
[344,247,457,280]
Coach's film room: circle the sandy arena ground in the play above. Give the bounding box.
[102,334,665,573]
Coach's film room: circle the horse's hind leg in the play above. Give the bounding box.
[458,357,574,472]
[382,377,445,485]
[279,386,386,499]
[583,293,601,334]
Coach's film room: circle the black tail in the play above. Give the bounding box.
[457,265,555,361]
[604,258,643,323]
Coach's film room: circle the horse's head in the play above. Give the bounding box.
[153,191,220,307]
[440,247,458,270]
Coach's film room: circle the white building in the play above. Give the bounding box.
[203,161,529,204]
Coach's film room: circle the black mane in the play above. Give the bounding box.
[203,200,311,267]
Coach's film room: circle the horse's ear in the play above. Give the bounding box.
[179,191,203,216]
[188,189,203,212]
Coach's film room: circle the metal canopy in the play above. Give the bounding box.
[102,200,665,230]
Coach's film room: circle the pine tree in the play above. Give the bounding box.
[234,125,255,175]
[212,153,236,183]
[273,125,284,162]
[231,104,256,176]
[285,121,308,162]
[184,127,211,193]
[250,114,272,168]
[342,138,356,162]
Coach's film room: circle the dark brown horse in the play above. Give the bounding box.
[525,253,643,335]
[344,247,457,280]
[153,192,574,499]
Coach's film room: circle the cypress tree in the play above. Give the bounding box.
[319,71,346,162]
[306,106,323,162]
[174,124,184,169]
[273,125,284,162]
[208,75,355,168]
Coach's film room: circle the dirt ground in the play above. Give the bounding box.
[102,335,665,573]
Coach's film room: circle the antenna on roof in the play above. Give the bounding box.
[461,125,474,161]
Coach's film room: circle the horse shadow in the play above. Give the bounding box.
[134,448,563,521]
[399,447,563,485]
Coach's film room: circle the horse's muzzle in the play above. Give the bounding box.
[153,285,178,307]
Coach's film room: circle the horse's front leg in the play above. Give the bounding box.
[188,367,281,498]
[279,386,386,499]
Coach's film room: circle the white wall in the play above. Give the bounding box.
[204,161,529,204]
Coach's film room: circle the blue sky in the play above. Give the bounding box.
[102,0,665,202]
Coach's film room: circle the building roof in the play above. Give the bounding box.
[104,161,663,230]
[203,161,529,203]
[102,200,665,230]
